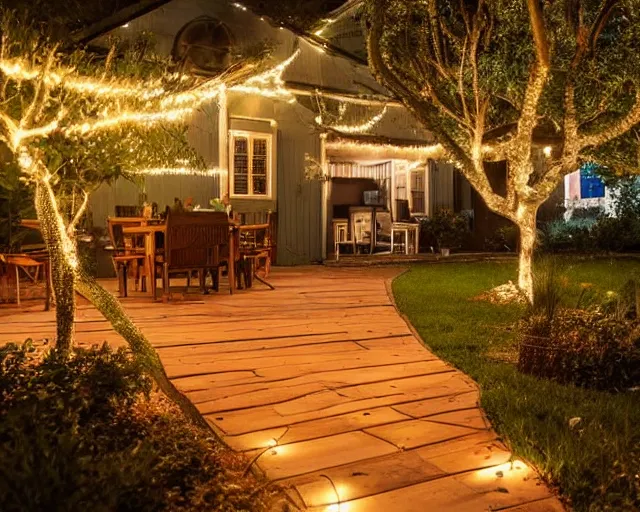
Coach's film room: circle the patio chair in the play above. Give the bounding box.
[0,253,48,306]
[238,213,275,290]
[106,219,146,297]
[162,210,236,296]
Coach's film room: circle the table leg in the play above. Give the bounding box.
[405,230,409,255]
[228,229,235,295]
[147,232,157,299]
[15,265,20,306]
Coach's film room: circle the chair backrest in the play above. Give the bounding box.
[376,211,392,236]
[107,218,142,253]
[115,205,141,217]
[395,199,411,222]
[165,211,232,269]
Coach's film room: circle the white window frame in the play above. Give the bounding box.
[409,167,427,215]
[229,130,273,199]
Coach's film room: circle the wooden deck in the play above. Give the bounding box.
[0,267,563,511]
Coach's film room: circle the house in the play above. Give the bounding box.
[82,0,515,267]
[564,164,615,217]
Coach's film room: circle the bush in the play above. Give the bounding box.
[420,208,469,251]
[484,225,518,252]
[0,341,278,512]
[519,310,640,391]
[592,178,640,251]
[541,218,596,252]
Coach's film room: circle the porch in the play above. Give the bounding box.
[323,135,474,261]
[0,267,560,511]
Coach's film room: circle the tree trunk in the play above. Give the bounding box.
[74,271,213,433]
[33,172,210,432]
[516,204,539,303]
[35,179,76,355]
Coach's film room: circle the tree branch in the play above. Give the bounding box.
[458,35,472,126]
[579,88,640,149]
[21,45,58,129]
[527,0,550,67]
[367,0,510,217]
[67,189,89,235]
[589,0,619,56]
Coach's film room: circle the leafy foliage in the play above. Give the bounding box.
[0,160,35,251]
[0,341,280,512]
[542,177,640,252]
[367,0,640,166]
[519,309,640,391]
[419,208,469,250]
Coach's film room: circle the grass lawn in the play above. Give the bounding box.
[393,257,640,511]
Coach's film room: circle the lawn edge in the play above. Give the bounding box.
[384,268,568,511]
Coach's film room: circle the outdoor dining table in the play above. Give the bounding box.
[122,223,166,298]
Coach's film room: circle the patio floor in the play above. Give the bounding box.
[0,267,563,511]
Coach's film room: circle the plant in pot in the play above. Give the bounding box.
[430,208,469,256]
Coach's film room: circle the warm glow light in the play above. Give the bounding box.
[327,105,388,134]
[474,460,527,482]
[0,49,300,142]
[0,58,166,100]
[230,49,300,102]
[132,167,228,177]
[543,145,552,157]
[324,483,351,512]
[326,140,444,161]
[327,504,351,512]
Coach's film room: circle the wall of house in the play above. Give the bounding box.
[88,101,222,228]
[227,93,323,264]
[88,0,441,264]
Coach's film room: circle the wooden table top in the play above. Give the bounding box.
[122,224,166,234]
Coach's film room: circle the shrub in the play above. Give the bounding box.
[519,310,640,391]
[484,225,518,252]
[541,218,596,252]
[420,208,469,251]
[0,341,278,512]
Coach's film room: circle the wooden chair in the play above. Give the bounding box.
[106,219,146,297]
[238,213,275,290]
[162,211,235,296]
[0,253,48,306]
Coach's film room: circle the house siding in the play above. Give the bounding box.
[87,0,432,264]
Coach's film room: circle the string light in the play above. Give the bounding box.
[132,167,228,177]
[0,58,166,99]
[1,50,300,143]
[325,105,388,134]
[229,49,300,101]
[325,139,444,161]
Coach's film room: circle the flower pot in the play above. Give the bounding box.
[440,248,450,257]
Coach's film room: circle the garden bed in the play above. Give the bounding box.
[0,341,285,512]
[393,259,640,511]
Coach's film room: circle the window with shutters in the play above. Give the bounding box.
[229,131,272,198]
[410,169,426,213]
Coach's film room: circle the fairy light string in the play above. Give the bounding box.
[1,49,301,150]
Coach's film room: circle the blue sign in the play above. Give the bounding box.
[580,163,605,199]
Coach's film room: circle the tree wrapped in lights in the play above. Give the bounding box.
[0,11,264,429]
[363,0,640,301]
